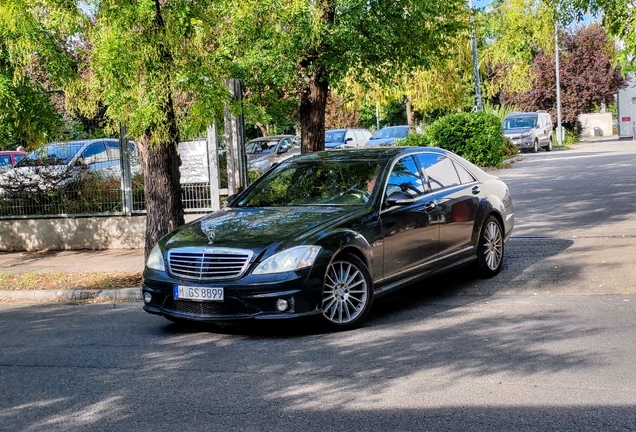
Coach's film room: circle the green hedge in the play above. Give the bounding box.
[398,112,508,167]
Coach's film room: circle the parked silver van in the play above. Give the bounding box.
[503,111,553,152]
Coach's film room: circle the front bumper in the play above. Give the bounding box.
[506,137,533,148]
[142,265,326,322]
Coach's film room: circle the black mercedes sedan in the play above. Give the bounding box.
[142,147,514,330]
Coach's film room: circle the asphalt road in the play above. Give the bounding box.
[1,140,636,431]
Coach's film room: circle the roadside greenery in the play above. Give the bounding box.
[397,112,508,167]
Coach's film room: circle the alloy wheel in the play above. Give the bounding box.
[322,260,368,325]
[482,221,503,270]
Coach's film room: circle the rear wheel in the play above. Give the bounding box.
[476,216,504,278]
[321,253,373,330]
[546,137,553,151]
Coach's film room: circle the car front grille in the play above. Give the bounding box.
[163,297,247,316]
[167,247,253,281]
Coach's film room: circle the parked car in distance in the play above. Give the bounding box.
[143,146,514,330]
[0,151,28,170]
[1,138,137,192]
[325,128,373,149]
[503,111,553,152]
[245,135,301,173]
[365,125,410,146]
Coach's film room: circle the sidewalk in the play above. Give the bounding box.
[0,249,145,302]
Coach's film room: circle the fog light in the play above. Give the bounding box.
[143,292,152,304]
[276,299,289,311]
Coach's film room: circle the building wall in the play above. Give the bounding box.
[579,113,613,137]
[0,214,206,251]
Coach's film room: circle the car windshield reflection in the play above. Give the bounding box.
[235,160,382,207]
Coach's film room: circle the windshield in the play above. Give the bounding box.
[236,160,382,207]
[373,126,409,140]
[503,117,536,130]
[245,139,279,155]
[325,130,345,144]
[17,143,84,166]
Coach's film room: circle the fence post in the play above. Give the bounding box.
[224,79,248,194]
[119,125,133,216]
[207,124,221,211]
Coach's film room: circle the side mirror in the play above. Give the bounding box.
[385,191,415,207]
[278,146,289,154]
[345,137,353,142]
[77,157,89,167]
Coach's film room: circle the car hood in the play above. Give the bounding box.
[163,206,365,257]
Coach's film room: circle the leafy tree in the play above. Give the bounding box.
[72,0,231,257]
[0,0,79,149]
[500,25,626,129]
[222,0,468,153]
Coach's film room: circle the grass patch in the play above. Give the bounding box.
[0,271,142,291]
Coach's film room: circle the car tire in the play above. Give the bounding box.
[476,216,504,278]
[531,139,539,153]
[321,253,373,330]
[546,137,553,151]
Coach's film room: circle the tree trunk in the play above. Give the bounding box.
[139,127,184,261]
[406,95,414,131]
[138,0,184,261]
[299,69,329,153]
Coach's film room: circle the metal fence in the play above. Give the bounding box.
[0,132,229,219]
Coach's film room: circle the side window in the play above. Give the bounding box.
[291,137,301,149]
[80,142,108,164]
[105,141,121,161]
[452,160,476,184]
[416,153,460,191]
[354,130,364,143]
[279,138,291,150]
[0,155,11,166]
[385,156,426,199]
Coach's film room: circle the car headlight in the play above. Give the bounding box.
[521,131,532,137]
[253,246,321,275]
[146,243,165,271]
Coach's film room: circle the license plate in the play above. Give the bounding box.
[174,285,224,301]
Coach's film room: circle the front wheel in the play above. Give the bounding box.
[476,216,504,278]
[531,139,539,153]
[321,253,373,330]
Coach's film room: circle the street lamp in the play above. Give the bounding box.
[469,0,483,112]
[555,18,563,145]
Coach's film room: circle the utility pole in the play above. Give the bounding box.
[555,19,563,146]
[469,0,483,112]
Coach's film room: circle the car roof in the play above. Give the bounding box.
[286,146,449,163]
[247,135,297,143]
[505,112,539,118]
[0,151,27,155]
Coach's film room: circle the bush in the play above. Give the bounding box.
[425,112,507,167]
[396,132,429,147]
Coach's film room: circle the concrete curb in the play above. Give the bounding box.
[0,287,142,302]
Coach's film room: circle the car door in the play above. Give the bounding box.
[416,153,482,258]
[380,155,440,280]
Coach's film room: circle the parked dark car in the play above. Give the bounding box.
[245,135,301,173]
[325,128,373,149]
[142,147,514,330]
[0,151,28,169]
[365,125,410,146]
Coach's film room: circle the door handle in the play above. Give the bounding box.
[423,201,437,212]
[472,186,481,195]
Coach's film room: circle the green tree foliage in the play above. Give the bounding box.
[480,0,556,97]
[0,0,79,149]
[500,25,626,129]
[221,0,468,153]
[73,0,231,257]
[424,112,507,167]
